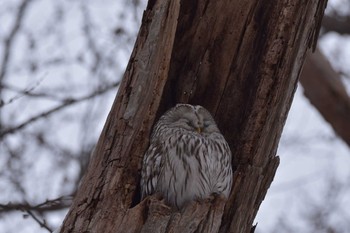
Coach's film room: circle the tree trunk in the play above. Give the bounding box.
[61,0,327,232]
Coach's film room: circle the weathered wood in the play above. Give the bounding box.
[61,0,327,232]
[164,1,327,232]
[61,0,180,232]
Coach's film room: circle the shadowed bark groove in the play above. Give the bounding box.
[61,0,327,232]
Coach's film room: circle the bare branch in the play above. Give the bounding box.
[81,4,101,74]
[0,82,119,139]
[0,76,51,107]
[0,195,73,233]
[0,0,33,94]
[24,210,53,232]
[300,49,350,147]
[0,195,73,214]
[322,14,350,35]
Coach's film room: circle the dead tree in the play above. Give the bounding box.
[61,0,327,232]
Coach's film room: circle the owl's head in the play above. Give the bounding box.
[161,104,220,134]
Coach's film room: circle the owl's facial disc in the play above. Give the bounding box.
[168,104,219,134]
[191,119,203,133]
[183,113,207,134]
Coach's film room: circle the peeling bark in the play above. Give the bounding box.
[61,0,327,232]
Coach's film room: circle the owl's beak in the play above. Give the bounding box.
[196,127,202,133]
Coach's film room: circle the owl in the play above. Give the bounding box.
[140,104,233,208]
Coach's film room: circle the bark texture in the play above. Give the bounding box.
[61,0,327,232]
[301,49,350,147]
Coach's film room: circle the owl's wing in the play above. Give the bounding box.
[140,143,163,200]
[212,137,233,198]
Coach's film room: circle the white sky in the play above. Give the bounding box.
[1,0,349,232]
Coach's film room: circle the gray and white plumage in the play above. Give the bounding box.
[140,104,233,208]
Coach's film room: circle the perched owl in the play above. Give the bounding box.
[140,104,233,208]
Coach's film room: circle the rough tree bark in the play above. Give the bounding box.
[61,0,327,232]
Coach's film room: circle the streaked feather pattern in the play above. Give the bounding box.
[140,104,233,208]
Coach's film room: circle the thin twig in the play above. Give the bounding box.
[1,76,49,107]
[0,0,34,129]
[81,4,101,73]
[0,195,73,213]
[25,210,53,232]
[0,0,33,90]
[0,195,74,232]
[0,81,119,139]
